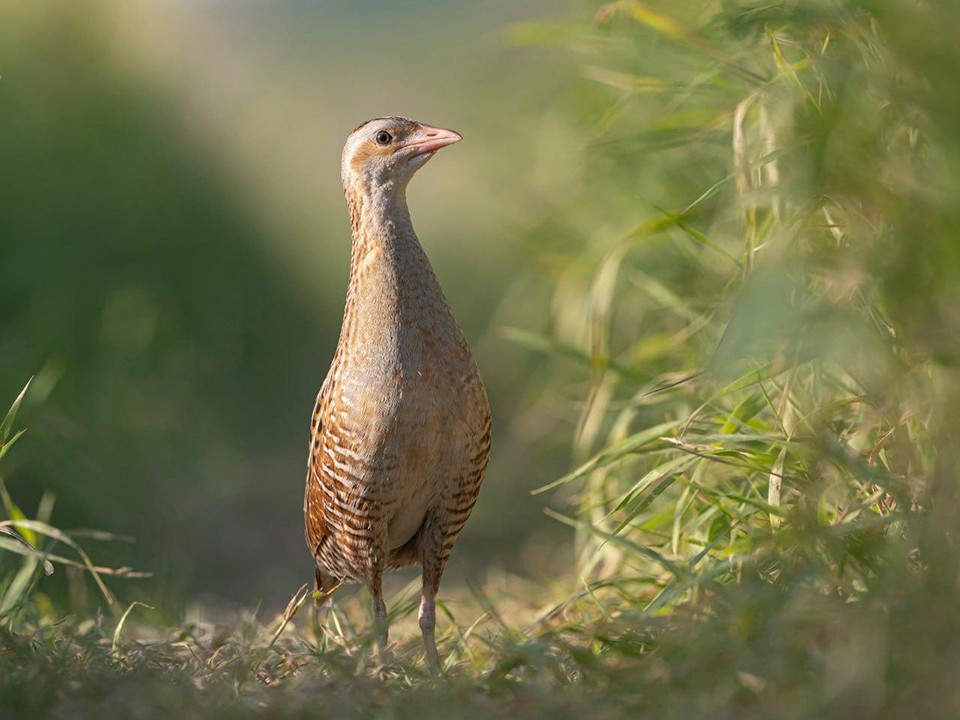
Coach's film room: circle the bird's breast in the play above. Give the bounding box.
[325,309,486,545]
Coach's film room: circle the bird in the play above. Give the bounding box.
[303,117,491,671]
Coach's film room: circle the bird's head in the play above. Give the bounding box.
[341,117,462,195]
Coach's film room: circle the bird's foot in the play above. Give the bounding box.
[311,579,343,606]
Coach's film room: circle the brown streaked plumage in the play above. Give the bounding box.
[303,117,491,671]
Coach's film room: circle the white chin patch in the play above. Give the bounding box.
[408,153,434,171]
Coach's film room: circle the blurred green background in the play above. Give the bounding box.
[0,0,584,612]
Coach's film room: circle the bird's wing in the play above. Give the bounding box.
[303,384,331,561]
[461,387,492,512]
[442,376,492,534]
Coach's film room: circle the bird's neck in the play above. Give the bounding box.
[346,182,417,259]
[342,182,445,314]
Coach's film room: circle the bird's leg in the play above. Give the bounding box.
[418,587,439,674]
[419,541,447,675]
[370,577,388,667]
[411,509,459,674]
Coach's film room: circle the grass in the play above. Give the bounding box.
[5,0,960,717]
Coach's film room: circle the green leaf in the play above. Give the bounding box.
[0,556,43,615]
[544,508,687,578]
[0,477,36,546]
[0,519,116,604]
[112,601,155,653]
[719,392,767,434]
[644,551,763,616]
[0,378,32,445]
[0,532,54,575]
[612,454,698,519]
[0,429,25,465]
[597,1,767,82]
[533,419,684,494]
[676,219,744,269]
[502,326,644,379]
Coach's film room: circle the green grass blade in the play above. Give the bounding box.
[533,419,684,494]
[0,378,31,445]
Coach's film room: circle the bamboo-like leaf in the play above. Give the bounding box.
[683,479,789,517]
[597,1,699,44]
[0,556,43,615]
[644,550,764,615]
[0,533,148,579]
[612,454,698,517]
[683,363,785,433]
[0,429,25,464]
[0,477,36,546]
[719,393,767,434]
[0,378,31,445]
[501,327,643,380]
[533,419,684,494]
[545,508,687,578]
[582,66,670,93]
[596,1,767,82]
[676,220,744,269]
[768,446,787,529]
[616,470,688,535]
[0,531,54,575]
[0,519,116,604]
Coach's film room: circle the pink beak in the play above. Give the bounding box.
[405,124,463,156]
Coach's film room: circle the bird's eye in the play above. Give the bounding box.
[375,130,393,146]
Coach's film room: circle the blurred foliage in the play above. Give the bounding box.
[5,0,960,717]
[503,0,960,715]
